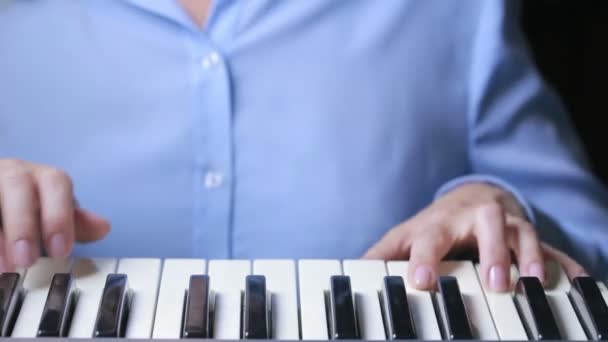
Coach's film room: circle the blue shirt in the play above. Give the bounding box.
[1,0,607,276]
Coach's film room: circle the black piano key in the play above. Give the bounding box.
[0,273,21,337]
[514,276,562,340]
[93,274,130,338]
[242,275,270,339]
[381,276,416,340]
[37,273,78,337]
[182,275,211,338]
[328,275,359,339]
[569,277,608,340]
[435,276,473,340]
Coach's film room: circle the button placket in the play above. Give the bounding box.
[190,43,235,258]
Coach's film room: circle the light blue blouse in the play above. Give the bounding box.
[1,0,607,276]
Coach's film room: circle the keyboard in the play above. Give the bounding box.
[0,258,607,341]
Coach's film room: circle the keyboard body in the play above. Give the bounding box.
[1,339,593,342]
[0,258,606,341]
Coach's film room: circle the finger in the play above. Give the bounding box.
[34,167,76,257]
[541,242,588,280]
[507,216,545,284]
[0,162,41,267]
[362,226,410,260]
[74,208,111,242]
[408,231,452,290]
[0,232,12,272]
[475,203,511,292]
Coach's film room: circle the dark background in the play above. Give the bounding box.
[521,0,608,185]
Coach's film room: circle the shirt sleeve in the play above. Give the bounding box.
[461,0,608,277]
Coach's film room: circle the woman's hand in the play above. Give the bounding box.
[0,159,110,271]
[363,182,587,292]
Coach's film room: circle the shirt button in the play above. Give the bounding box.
[201,52,221,70]
[204,171,224,188]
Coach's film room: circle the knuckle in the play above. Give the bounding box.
[414,230,449,250]
[0,160,31,184]
[38,167,73,189]
[474,201,504,218]
[518,222,538,236]
[42,211,72,234]
[5,220,39,240]
[0,158,26,170]
[386,228,408,252]
[427,209,449,225]
[384,226,401,240]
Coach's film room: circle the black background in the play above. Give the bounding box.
[521,0,608,185]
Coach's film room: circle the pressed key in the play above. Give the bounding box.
[299,260,342,340]
[342,260,387,340]
[69,258,117,338]
[0,273,22,337]
[439,262,497,340]
[543,262,585,340]
[253,260,299,340]
[153,259,206,339]
[117,258,161,338]
[37,273,78,337]
[381,276,416,340]
[474,264,526,340]
[514,277,561,340]
[182,275,211,339]
[243,275,270,339]
[12,258,71,338]
[208,260,251,339]
[569,277,608,340]
[328,275,359,339]
[386,262,441,340]
[93,274,131,338]
[435,276,473,340]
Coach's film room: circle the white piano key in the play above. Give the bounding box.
[546,293,586,340]
[253,260,299,339]
[545,260,571,293]
[474,264,527,340]
[208,260,251,339]
[152,259,206,339]
[298,259,342,340]
[11,257,71,337]
[10,267,27,278]
[69,258,117,338]
[117,258,161,338]
[542,261,586,340]
[386,261,442,340]
[438,261,498,340]
[342,260,386,340]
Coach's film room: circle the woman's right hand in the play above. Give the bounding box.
[0,159,110,271]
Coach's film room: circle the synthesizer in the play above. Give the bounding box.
[0,258,606,341]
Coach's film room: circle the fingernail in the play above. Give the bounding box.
[415,265,433,288]
[13,240,36,267]
[528,262,545,283]
[489,265,508,291]
[48,233,69,257]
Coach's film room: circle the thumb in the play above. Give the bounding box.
[74,208,111,242]
[362,228,409,260]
